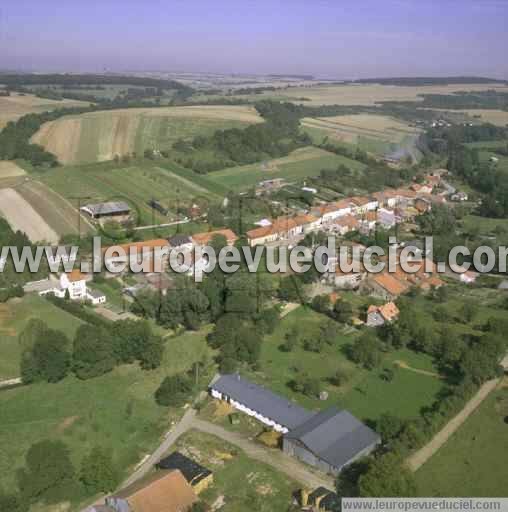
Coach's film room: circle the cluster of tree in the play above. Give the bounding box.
[0,218,48,288]
[0,439,119,510]
[352,76,506,86]
[0,284,24,303]
[424,123,508,217]
[20,317,164,384]
[280,319,337,354]
[311,295,353,324]
[172,100,336,174]
[418,90,508,110]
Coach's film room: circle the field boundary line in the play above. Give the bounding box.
[407,377,500,472]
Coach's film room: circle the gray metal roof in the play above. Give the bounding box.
[81,201,131,216]
[284,407,380,469]
[210,374,314,430]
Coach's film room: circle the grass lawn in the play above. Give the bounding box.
[39,159,222,225]
[461,214,508,235]
[415,386,508,497]
[207,147,366,191]
[245,307,443,424]
[0,327,214,501]
[173,429,300,512]
[0,295,85,380]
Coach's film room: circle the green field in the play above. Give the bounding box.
[0,295,85,380]
[207,146,366,191]
[479,150,508,174]
[39,159,224,225]
[416,387,508,497]
[246,307,443,423]
[173,430,299,512]
[0,327,213,502]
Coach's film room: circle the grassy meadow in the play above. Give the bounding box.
[38,159,224,225]
[245,307,443,423]
[415,386,508,497]
[173,430,299,512]
[207,146,366,191]
[0,295,85,380]
[0,327,214,498]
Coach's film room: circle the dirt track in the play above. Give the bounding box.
[0,161,26,178]
[407,378,500,472]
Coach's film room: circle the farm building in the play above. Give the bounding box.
[301,487,341,512]
[191,229,238,248]
[38,271,106,305]
[367,302,400,327]
[156,452,213,495]
[283,407,380,476]
[106,469,197,512]
[168,234,193,251]
[101,239,170,273]
[326,264,367,290]
[246,214,319,247]
[80,201,131,222]
[209,374,314,433]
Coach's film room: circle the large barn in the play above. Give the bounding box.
[209,374,314,433]
[209,375,380,474]
[283,407,380,475]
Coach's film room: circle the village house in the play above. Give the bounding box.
[246,215,318,247]
[359,211,377,233]
[191,228,238,248]
[282,407,380,476]
[459,269,478,284]
[415,197,432,214]
[105,469,198,512]
[255,178,286,196]
[366,272,411,300]
[410,183,433,195]
[80,201,131,224]
[102,239,171,273]
[326,264,367,290]
[311,199,352,223]
[377,208,397,229]
[38,270,106,305]
[350,196,378,214]
[366,301,400,327]
[168,234,194,252]
[328,214,360,235]
[156,452,213,495]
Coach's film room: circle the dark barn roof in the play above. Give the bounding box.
[210,374,314,430]
[168,234,192,247]
[156,451,212,487]
[284,407,380,469]
[81,201,131,217]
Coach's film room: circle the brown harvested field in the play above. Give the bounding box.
[0,188,59,243]
[269,83,508,106]
[0,161,26,178]
[31,105,263,164]
[0,92,89,130]
[302,113,419,144]
[15,180,95,237]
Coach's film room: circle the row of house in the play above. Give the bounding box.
[209,374,381,476]
[246,178,446,246]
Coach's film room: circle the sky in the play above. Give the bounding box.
[1,0,507,78]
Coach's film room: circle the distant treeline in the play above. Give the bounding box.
[0,73,192,91]
[380,90,508,111]
[350,76,507,86]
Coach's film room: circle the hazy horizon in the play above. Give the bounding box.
[1,0,507,79]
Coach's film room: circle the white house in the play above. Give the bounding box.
[459,270,478,284]
[39,270,106,305]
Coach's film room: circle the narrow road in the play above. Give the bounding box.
[192,418,335,490]
[407,378,500,472]
[122,408,197,488]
